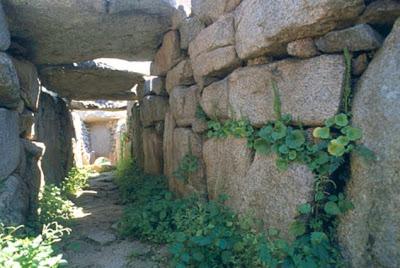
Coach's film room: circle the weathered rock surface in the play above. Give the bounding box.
[242,154,314,239]
[203,55,345,126]
[0,53,20,109]
[36,92,74,185]
[189,14,241,85]
[19,109,35,139]
[203,137,252,208]
[70,100,128,111]
[170,85,200,127]
[0,3,10,51]
[144,77,166,97]
[3,0,175,64]
[191,0,241,25]
[142,127,163,175]
[11,58,40,111]
[200,78,230,120]
[140,96,169,127]
[40,61,144,100]
[316,24,383,53]
[338,18,400,268]
[287,38,319,58]
[167,128,206,196]
[0,175,29,225]
[352,53,369,76]
[359,0,400,25]
[166,59,194,93]
[163,110,176,179]
[0,108,20,180]
[179,16,205,50]
[235,0,365,59]
[151,31,182,76]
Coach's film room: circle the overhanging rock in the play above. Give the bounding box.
[2,0,176,65]
[39,61,145,100]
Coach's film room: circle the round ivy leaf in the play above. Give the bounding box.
[298,203,312,214]
[278,144,289,154]
[312,127,330,139]
[315,151,330,165]
[324,201,341,215]
[345,127,363,141]
[288,150,297,160]
[334,113,349,127]
[311,232,328,244]
[258,125,273,140]
[286,130,305,149]
[289,221,306,237]
[272,121,287,141]
[328,140,346,157]
[324,117,335,127]
[254,139,271,155]
[336,135,350,146]
[276,158,289,171]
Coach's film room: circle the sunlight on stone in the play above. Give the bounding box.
[93,58,151,75]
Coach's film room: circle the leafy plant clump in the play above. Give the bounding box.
[0,222,70,268]
[173,153,199,182]
[61,167,90,197]
[38,184,75,226]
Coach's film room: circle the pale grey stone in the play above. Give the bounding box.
[179,16,205,50]
[358,0,400,25]
[287,38,319,58]
[0,53,20,109]
[140,96,169,127]
[191,0,241,25]
[0,108,20,180]
[170,85,201,127]
[0,3,10,51]
[166,59,194,94]
[150,31,182,76]
[0,175,29,225]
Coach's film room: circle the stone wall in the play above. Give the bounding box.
[129,1,400,266]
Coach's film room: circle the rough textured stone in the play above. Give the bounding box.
[235,0,365,60]
[70,100,127,111]
[171,6,187,30]
[0,175,29,225]
[352,53,369,76]
[3,0,175,64]
[200,78,230,120]
[167,128,206,196]
[151,31,182,76]
[35,92,74,185]
[192,119,208,134]
[189,14,241,85]
[203,55,345,126]
[129,103,144,169]
[11,58,40,111]
[163,109,176,179]
[0,108,20,180]
[0,3,10,51]
[166,59,194,94]
[287,38,319,58]
[316,24,383,53]
[40,61,144,100]
[142,127,163,175]
[179,16,205,50]
[247,56,272,66]
[191,0,241,25]
[359,0,400,25]
[0,52,20,109]
[203,137,252,208]
[170,85,201,127]
[241,154,314,239]
[144,77,166,97]
[338,18,400,268]
[140,96,169,127]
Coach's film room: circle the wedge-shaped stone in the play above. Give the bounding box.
[142,127,163,175]
[316,24,383,53]
[235,0,365,59]
[358,0,400,25]
[202,55,345,126]
[338,18,400,268]
[40,61,144,100]
[151,31,182,76]
[191,0,241,25]
[166,59,194,94]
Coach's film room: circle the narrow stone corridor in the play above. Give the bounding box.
[61,172,168,268]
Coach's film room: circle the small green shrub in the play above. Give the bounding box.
[38,185,75,226]
[61,167,90,197]
[0,222,70,268]
[173,153,199,182]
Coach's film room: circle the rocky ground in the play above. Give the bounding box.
[61,172,168,268]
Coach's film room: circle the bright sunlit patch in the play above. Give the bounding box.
[93,58,151,75]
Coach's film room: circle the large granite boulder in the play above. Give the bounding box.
[169,85,201,127]
[0,108,20,180]
[39,61,144,100]
[189,14,241,86]
[0,175,29,225]
[150,31,182,76]
[140,96,169,127]
[358,0,400,25]
[35,92,74,185]
[235,0,365,59]
[338,18,400,268]
[191,0,241,25]
[166,59,194,94]
[142,127,163,175]
[0,3,10,51]
[179,16,205,50]
[11,58,40,111]
[201,55,345,127]
[2,0,175,64]
[0,53,20,109]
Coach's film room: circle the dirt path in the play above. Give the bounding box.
[62,172,168,268]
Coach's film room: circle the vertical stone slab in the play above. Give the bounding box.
[0,108,20,179]
[142,127,163,175]
[0,3,10,51]
[338,18,400,268]
[0,53,20,109]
